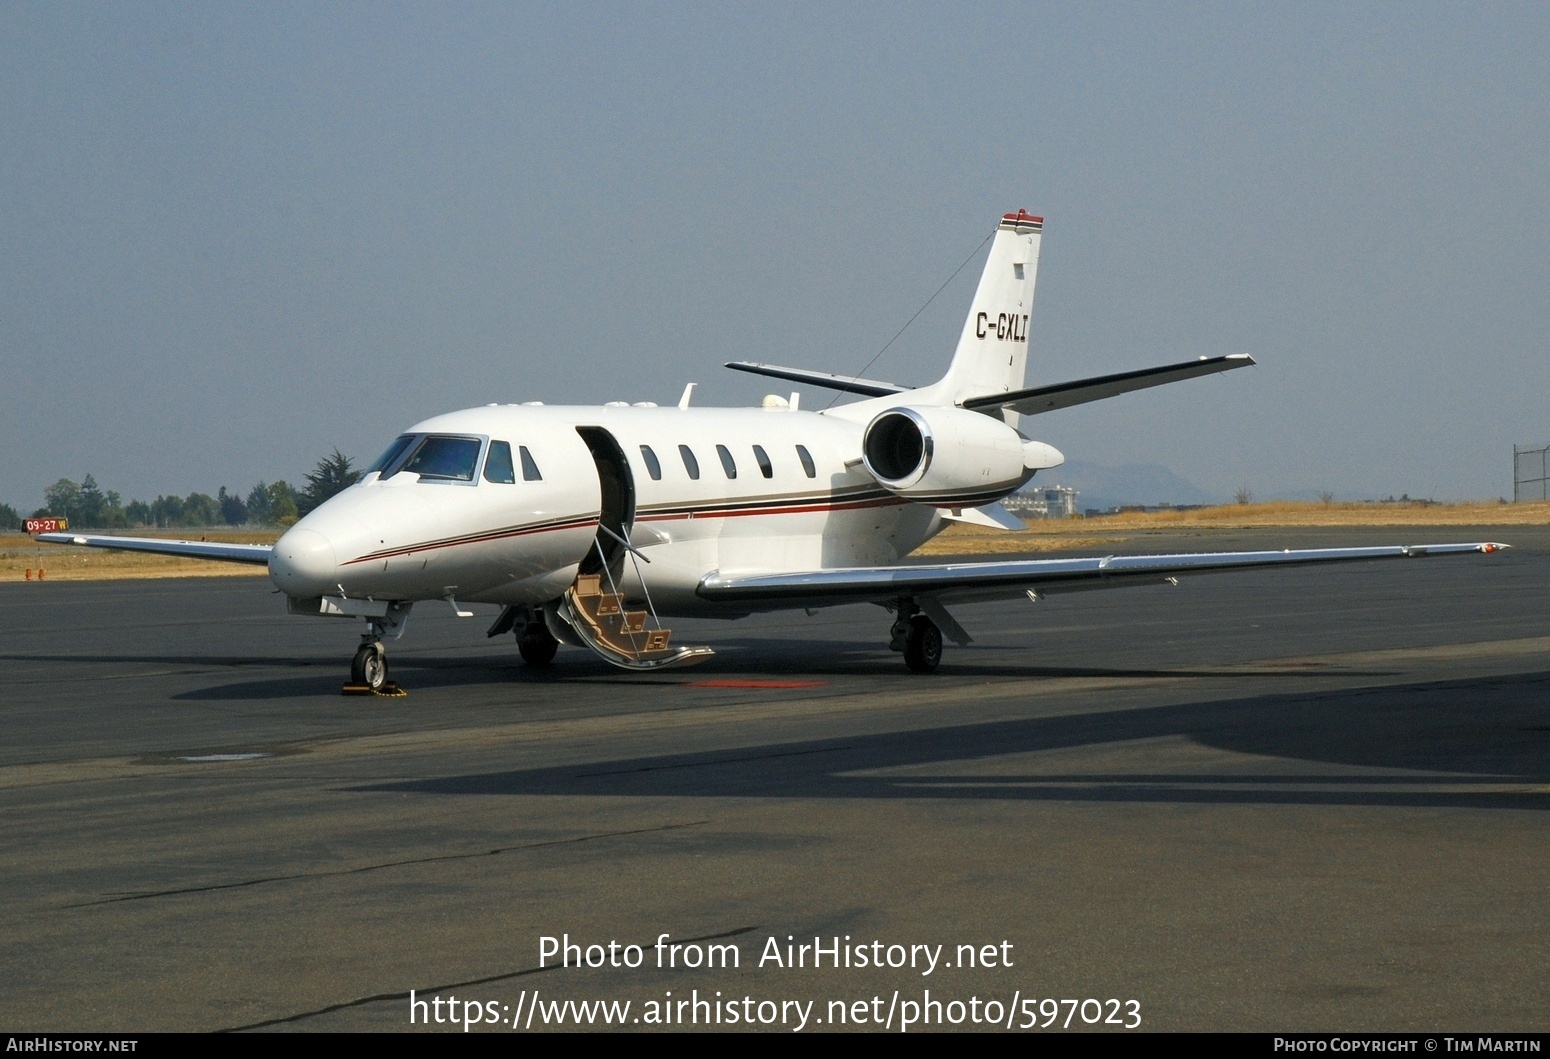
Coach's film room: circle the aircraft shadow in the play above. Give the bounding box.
[0,644,1455,698]
[171,654,1337,699]
[350,670,1550,811]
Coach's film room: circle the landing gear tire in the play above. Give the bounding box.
[517,621,559,667]
[903,616,942,674]
[351,642,387,690]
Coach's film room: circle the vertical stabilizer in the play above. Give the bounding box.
[929,211,1043,420]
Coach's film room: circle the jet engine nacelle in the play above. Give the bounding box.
[861,405,1061,507]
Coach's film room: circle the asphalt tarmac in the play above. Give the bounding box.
[2,525,1547,1032]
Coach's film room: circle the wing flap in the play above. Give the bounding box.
[963,354,1255,416]
[698,543,1505,606]
[35,532,274,565]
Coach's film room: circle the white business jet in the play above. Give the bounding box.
[40,211,1502,689]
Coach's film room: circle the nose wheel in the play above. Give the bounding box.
[350,640,388,690]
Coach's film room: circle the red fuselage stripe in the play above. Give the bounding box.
[340,493,911,566]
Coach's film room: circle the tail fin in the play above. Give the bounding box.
[931,210,1043,414]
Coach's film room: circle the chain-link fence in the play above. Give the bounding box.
[1514,444,1549,502]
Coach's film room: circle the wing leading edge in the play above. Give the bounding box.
[698,543,1505,607]
[35,532,274,565]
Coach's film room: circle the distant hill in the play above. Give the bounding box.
[1023,459,1221,513]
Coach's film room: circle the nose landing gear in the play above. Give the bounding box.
[351,639,387,689]
[341,603,411,697]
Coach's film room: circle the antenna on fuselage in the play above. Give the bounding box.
[678,383,696,410]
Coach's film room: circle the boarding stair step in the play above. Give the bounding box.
[561,574,711,671]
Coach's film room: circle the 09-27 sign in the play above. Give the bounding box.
[24,518,68,534]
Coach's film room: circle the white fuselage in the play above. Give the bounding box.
[268,403,947,616]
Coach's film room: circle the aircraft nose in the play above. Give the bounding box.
[269,528,338,597]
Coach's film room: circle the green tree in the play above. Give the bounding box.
[125,500,152,526]
[183,493,220,526]
[245,482,273,525]
[150,494,185,527]
[299,450,360,516]
[42,478,81,523]
[218,486,247,525]
[100,490,128,528]
[0,502,20,530]
[78,474,106,526]
[268,481,299,524]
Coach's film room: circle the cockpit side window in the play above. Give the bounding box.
[401,435,483,481]
[369,435,418,479]
[484,441,517,484]
[519,446,543,481]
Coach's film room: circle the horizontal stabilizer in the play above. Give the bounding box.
[963,354,1255,417]
[35,532,274,565]
[699,542,1505,606]
[725,361,911,398]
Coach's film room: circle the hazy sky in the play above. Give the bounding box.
[3,3,1547,509]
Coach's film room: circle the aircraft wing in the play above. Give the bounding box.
[724,361,912,397]
[962,354,1255,416]
[698,543,1505,608]
[35,532,274,565]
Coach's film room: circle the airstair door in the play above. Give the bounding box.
[552,426,712,671]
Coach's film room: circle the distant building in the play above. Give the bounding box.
[1003,485,1078,519]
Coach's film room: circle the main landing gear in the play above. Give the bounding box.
[517,619,559,666]
[485,604,566,667]
[888,602,943,674]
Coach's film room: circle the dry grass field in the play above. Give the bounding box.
[3,501,1545,578]
[914,499,1550,555]
[1077,498,1550,528]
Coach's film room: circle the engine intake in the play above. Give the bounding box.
[864,409,933,483]
[861,405,1049,507]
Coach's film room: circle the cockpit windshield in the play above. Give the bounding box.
[367,435,417,476]
[397,435,483,481]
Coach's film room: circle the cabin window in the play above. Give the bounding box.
[640,445,662,481]
[716,444,737,479]
[368,435,417,477]
[796,444,816,478]
[483,441,516,484]
[400,435,482,481]
[679,444,700,480]
[519,446,542,481]
[752,444,773,479]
